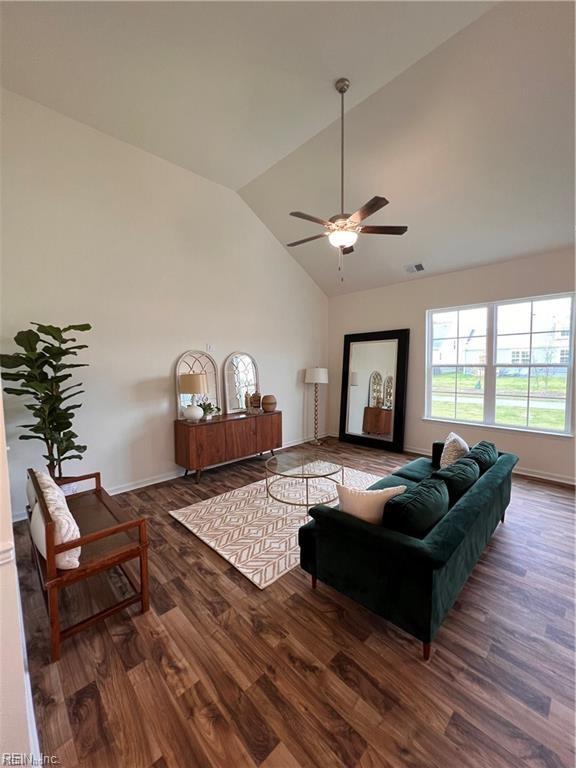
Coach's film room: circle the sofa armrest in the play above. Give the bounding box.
[431,441,444,468]
[308,504,444,567]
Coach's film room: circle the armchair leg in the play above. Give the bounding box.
[501,511,506,523]
[140,549,150,613]
[48,586,61,662]
[311,574,317,590]
[422,642,431,661]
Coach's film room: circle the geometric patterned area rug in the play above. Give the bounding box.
[169,465,382,589]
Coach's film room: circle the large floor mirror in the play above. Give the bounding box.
[339,329,409,452]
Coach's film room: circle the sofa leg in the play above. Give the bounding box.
[422,642,431,661]
[501,511,506,523]
[311,574,317,590]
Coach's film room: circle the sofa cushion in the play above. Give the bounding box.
[336,483,407,525]
[465,441,498,475]
[392,457,436,483]
[367,475,418,492]
[382,478,450,539]
[440,432,469,467]
[432,457,480,507]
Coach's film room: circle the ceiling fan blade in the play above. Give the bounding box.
[286,233,328,247]
[360,225,408,235]
[290,211,331,227]
[348,196,389,223]
[341,246,354,255]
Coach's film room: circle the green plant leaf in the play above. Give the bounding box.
[32,324,64,342]
[0,354,29,369]
[14,330,40,355]
[62,323,92,333]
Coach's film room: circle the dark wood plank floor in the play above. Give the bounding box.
[14,439,575,768]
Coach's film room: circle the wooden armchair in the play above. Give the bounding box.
[26,469,149,661]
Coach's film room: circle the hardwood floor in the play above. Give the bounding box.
[14,439,575,768]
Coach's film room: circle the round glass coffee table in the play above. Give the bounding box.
[265,451,344,508]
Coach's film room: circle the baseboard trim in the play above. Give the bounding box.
[105,433,330,496]
[403,444,576,487]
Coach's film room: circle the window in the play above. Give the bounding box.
[426,294,574,434]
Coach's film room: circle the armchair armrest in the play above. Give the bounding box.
[54,472,101,492]
[54,518,146,553]
[308,504,444,567]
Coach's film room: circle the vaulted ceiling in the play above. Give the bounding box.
[2,1,573,296]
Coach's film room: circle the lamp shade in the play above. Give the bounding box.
[180,372,208,394]
[305,367,329,385]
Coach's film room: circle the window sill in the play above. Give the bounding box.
[421,417,574,439]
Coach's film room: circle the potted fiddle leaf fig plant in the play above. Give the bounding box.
[0,322,91,478]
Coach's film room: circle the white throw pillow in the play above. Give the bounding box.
[30,472,81,569]
[337,484,407,525]
[440,432,469,468]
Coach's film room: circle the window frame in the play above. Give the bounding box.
[425,292,575,436]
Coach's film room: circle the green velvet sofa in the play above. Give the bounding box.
[299,441,518,659]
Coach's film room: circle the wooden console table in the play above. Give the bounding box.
[174,411,282,481]
[362,406,392,435]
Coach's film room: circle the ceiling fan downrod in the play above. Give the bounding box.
[334,77,350,218]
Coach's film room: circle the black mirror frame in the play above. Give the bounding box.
[339,329,410,453]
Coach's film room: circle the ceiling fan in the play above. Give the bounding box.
[286,78,407,273]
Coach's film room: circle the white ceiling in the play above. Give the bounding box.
[1,2,573,297]
[1,1,492,190]
[241,1,575,294]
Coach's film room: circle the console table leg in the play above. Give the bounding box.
[422,642,431,661]
[270,448,275,456]
[184,469,189,478]
[311,574,317,590]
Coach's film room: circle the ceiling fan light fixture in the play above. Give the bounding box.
[328,230,358,248]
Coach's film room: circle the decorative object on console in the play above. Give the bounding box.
[175,350,220,415]
[261,394,277,412]
[305,367,328,446]
[0,322,91,478]
[224,352,259,413]
[180,373,208,421]
[198,400,221,420]
[250,391,262,410]
[286,78,407,281]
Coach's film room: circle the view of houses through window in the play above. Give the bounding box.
[426,294,574,433]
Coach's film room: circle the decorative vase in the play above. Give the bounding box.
[183,403,203,421]
[250,391,262,410]
[261,395,277,413]
[203,413,213,420]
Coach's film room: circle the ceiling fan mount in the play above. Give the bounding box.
[286,77,407,276]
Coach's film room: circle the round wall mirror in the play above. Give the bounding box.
[223,352,259,413]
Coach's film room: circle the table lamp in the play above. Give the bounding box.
[305,367,329,445]
[180,373,208,421]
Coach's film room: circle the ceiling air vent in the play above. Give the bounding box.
[404,263,425,273]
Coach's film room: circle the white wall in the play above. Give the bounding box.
[1,91,329,519]
[328,249,576,484]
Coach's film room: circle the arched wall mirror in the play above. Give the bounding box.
[340,329,409,452]
[223,352,259,413]
[175,350,220,417]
